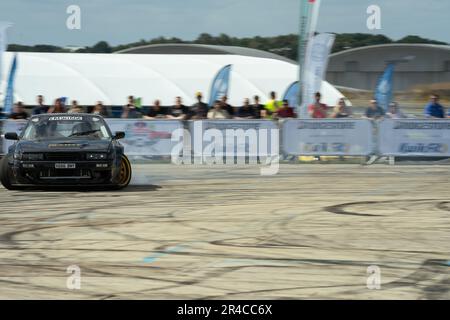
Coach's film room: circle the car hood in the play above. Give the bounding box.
[16,139,112,153]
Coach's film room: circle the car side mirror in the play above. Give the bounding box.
[4,132,19,140]
[114,131,125,140]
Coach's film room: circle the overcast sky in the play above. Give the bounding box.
[0,0,448,47]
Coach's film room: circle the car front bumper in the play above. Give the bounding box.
[11,160,118,186]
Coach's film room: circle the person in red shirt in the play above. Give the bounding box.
[275,100,296,119]
[307,92,328,118]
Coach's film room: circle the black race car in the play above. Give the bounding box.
[0,114,132,190]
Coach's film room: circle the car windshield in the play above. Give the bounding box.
[21,115,111,140]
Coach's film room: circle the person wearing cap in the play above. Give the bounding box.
[364,99,385,119]
[190,92,208,120]
[386,102,407,119]
[307,92,328,118]
[424,94,445,119]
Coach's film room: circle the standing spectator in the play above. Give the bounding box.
[275,100,296,119]
[167,96,189,120]
[32,95,49,115]
[144,100,167,119]
[190,92,208,119]
[251,95,265,119]
[122,95,142,118]
[330,98,352,118]
[308,92,328,118]
[386,102,407,119]
[236,98,257,119]
[264,91,282,118]
[9,102,29,120]
[220,95,234,117]
[91,101,109,117]
[48,98,66,113]
[424,94,445,119]
[208,100,230,119]
[364,99,385,119]
[68,100,83,113]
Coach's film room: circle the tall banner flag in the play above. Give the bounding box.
[375,63,395,111]
[283,81,299,109]
[3,53,18,115]
[300,33,335,118]
[0,22,12,96]
[297,0,321,117]
[208,64,232,107]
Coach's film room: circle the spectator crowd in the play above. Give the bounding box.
[4,91,450,121]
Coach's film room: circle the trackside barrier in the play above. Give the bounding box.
[378,119,450,157]
[187,120,278,158]
[106,119,183,156]
[281,119,375,156]
[2,118,450,159]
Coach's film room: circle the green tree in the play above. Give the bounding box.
[397,35,447,45]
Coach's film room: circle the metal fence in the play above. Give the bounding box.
[1,118,450,159]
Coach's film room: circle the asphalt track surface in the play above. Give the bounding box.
[0,164,448,299]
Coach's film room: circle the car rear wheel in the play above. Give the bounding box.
[0,157,19,190]
[115,155,132,189]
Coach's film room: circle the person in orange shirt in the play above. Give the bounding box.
[307,92,328,118]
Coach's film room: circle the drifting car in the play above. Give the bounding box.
[0,114,132,190]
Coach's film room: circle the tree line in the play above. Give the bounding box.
[7,33,448,60]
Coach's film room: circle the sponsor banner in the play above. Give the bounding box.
[298,0,321,116]
[106,119,182,156]
[1,119,27,154]
[300,33,335,118]
[375,63,395,111]
[208,64,232,107]
[282,119,374,156]
[283,81,299,110]
[188,120,278,157]
[378,119,450,156]
[0,23,12,90]
[3,53,18,115]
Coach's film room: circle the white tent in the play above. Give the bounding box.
[0,51,346,107]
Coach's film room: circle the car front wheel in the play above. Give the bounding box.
[114,155,132,189]
[0,157,19,190]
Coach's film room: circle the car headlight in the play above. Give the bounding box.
[86,153,108,160]
[22,153,44,161]
[14,150,23,160]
